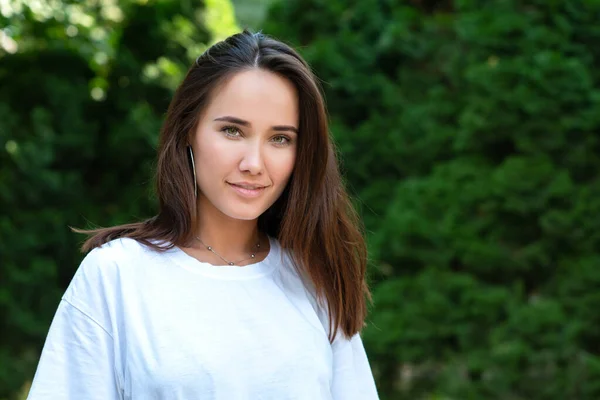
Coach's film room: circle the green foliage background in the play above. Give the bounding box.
[2,0,600,399]
[264,0,600,398]
[0,0,237,398]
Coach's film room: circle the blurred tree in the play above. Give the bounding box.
[0,0,237,398]
[230,0,276,30]
[264,0,600,399]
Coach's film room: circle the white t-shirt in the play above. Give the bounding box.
[27,236,379,399]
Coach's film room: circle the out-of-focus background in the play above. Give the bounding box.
[2,0,600,399]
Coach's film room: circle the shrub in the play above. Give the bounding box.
[264,1,600,398]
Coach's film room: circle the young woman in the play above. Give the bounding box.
[28,30,378,399]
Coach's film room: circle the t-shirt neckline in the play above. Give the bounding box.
[166,235,280,280]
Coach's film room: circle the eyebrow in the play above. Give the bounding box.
[214,116,299,134]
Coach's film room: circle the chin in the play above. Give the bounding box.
[221,206,266,221]
[230,214,260,221]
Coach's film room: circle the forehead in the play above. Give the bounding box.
[202,69,299,126]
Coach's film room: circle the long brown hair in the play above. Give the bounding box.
[74,30,371,342]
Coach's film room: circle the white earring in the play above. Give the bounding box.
[187,145,197,198]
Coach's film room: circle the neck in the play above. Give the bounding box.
[195,195,263,258]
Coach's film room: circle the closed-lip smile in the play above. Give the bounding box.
[227,182,269,198]
[227,182,269,189]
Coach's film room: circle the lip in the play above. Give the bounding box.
[228,182,268,189]
[227,182,268,198]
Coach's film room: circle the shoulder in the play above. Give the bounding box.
[278,246,320,303]
[86,236,154,262]
[59,238,157,334]
[77,237,159,275]
[277,245,331,332]
[64,238,159,306]
[277,244,353,343]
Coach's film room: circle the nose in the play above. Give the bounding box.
[238,140,264,175]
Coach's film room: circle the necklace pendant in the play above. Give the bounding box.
[194,235,262,267]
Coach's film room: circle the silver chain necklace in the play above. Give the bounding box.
[194,236,261,266]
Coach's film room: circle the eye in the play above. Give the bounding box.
[221,126,242,138]
[272,135,292,146]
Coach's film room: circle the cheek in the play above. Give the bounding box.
[196,135,233,171]
[270,150,296,184]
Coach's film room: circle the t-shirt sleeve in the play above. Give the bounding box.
[28,246,122,400]
[26,299,120,400]
[330,332,379,399]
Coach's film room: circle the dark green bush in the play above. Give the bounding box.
[264,0,600,398]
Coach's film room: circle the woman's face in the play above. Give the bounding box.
[191,69,299,221]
